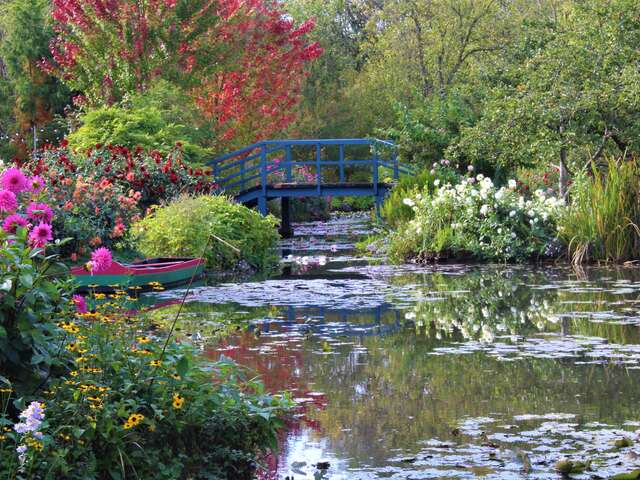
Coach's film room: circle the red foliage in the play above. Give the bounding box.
[44,0,323,148]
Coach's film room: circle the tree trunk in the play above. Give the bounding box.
[559,148,569,200]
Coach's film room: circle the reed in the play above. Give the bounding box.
[561,157,640,264]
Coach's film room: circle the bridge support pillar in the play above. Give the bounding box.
[258,196,268,216]
[374,194,384,220]
[279,196,294,238]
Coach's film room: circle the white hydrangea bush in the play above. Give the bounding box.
[399,175,565,261]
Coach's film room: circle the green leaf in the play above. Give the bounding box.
[176,356,190,378]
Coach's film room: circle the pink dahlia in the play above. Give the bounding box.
[2,214,28,234]
[28,175,45,194]
[72,294,88,314]
[0,189,17,213]
[88,247,113,273]
[1,167,27,193]
[28,222,53,248]
[26,202,54,223]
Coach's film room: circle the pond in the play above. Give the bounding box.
[147,214,640,479]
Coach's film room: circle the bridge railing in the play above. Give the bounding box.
[207,138,415,195]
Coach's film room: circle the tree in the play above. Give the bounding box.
[451,0,640,196]
[43,0,322,149]
[0,0,69,156]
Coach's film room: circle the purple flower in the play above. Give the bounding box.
[72,294,88,314]
[29,223,53,248]
[28,175,45,194]
[2,214,28,234]
[14,401,45,435]
[26,202,54,223]
[16,445,27,454]
[1,167,27,193]
[88,247,113,273]
[0,189,17,213]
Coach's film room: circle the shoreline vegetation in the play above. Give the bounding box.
[371,157,640,267]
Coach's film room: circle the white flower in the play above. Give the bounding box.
[480,204,490,216]
[476,174,485,181]
[434,179,440,187]
[511,232,517,238]
[467,165,474,172]
[402,198,415,207]
[508,179,517,189]
[509,210,516,218]
[497,228,503,234]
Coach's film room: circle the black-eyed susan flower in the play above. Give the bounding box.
[136,335,151,344]
[172,394,185,410]
[123,413,144,429]
[149,359,161,367]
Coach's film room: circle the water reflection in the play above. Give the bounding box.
[145,216,640,479]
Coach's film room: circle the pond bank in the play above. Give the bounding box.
[146,213,640,479]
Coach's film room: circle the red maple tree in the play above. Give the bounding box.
[42,0,322,148]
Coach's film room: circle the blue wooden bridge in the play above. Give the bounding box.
[208,138,414,235]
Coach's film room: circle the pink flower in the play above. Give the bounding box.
[28,176,45,194]
[0,189,17,213]
[88,247,112,273]
[1,167,27,193]
[28,222,53,248]
[2,214,28,234]
[72,294,88,314]
[26,202,54,223]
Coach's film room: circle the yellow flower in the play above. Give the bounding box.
[57,321,80,334]
[136,336,151,344]
[94,293,106,300]
[172,394,185,410]
[149,360,161,367]
[123,412,145,429]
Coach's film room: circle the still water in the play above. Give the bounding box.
[149,215,640,479]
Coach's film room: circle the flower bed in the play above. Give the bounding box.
[0,168,288,479]
[22,143,214,256]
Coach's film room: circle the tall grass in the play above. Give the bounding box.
[560,157,640,264]
[380,169,435,228]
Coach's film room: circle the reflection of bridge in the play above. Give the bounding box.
[208,139,415,236]
[251,305,409,338]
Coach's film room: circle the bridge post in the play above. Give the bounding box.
[375,194,383,220]
[372,144,379,196]
[259,145,268,215]
[285,145,293,182]
[279,196,293,238]
[339,144,345,183]
[392,150,399,180]
[315,143,322,195]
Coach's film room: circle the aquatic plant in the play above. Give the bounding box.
[559,157,640,264]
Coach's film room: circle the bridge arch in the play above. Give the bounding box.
[207,138,415,235]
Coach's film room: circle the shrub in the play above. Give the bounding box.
[133,195,279,272]
[67,105,211,164]
[559,157,640,264]
[389,175,565,262]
